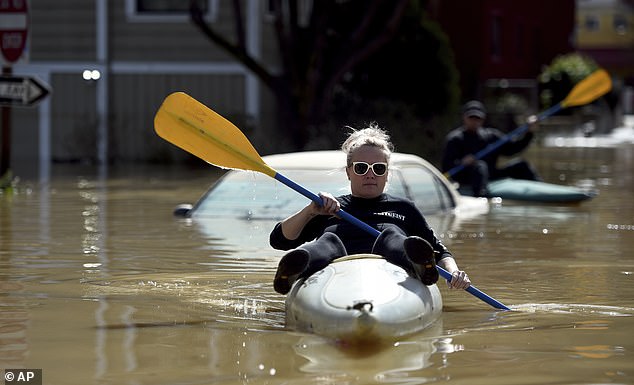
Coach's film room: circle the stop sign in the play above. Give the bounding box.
[0,0,28,64]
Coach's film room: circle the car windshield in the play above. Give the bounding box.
[191,167,408,220]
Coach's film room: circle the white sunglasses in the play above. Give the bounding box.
[351,162,388,176]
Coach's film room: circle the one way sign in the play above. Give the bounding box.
[0,75,50,107]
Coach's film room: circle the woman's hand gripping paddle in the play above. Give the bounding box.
[154,92,510,310]
[445,69,613,178]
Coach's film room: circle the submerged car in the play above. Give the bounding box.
[176,151,488,257]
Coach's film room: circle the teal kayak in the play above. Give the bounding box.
[459,178,596,203]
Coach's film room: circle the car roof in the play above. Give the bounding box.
[262,150,450,187]
[263,150,435,170]
[188,149,488,225]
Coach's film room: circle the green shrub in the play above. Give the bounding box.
[538,53,599,108]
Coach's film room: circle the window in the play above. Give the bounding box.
[395,166,453,215]
[192,168,351,219]
[584,15,599,31]
[515,24,525,59]
[614,15,628,35]
[490,14,502,59]
[126,0,218,22]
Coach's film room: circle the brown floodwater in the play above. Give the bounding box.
[1,126,633,385]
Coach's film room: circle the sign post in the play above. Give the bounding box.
[1,0,30,185]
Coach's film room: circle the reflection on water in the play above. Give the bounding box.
[295,322,443,384]
[1,128,634,384]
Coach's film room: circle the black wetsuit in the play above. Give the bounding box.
[269,193,451,279]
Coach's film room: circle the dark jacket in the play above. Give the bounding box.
[441,126,533,175]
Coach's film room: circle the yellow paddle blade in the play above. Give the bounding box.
[154,92,276,177]
[561,69,612,108]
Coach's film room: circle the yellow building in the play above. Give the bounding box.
[577,0,634,48]
[576,0,634,80]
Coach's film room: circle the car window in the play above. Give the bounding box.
[192,165,414,220]
[191,168,351,219]
[395,165,454,214]
[384,171,408,198]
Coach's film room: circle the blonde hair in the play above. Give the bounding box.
[341,123,394,166]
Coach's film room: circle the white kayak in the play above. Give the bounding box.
[285,254,442,342]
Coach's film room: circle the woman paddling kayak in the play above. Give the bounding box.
[269,124,471,294]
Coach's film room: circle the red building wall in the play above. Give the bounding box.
[430,0,575,99]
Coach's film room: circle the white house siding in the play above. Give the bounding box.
[29,0,97,61]
[10,0,270,180]
[110,0,235,62]
[49,73,99,163]
[110,73,246,163]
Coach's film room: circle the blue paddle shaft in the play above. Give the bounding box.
[274,173,380,236]
[273,172,511,311]
[446,103,563,178]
